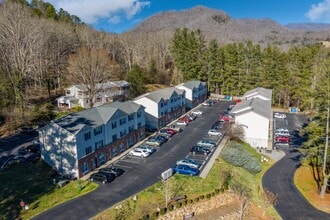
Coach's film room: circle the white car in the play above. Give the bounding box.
[208,129,222,136]
[197,140,216,148]
[129,149,150,158]
[136,145,156,154]
[176,158,200,169]
[276,128,289,133]
[191,110,203,115]
[274,113,286,119]
[176,121,188,126]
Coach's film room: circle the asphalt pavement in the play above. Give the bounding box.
[263,113,330,220]
[32,100,233,220]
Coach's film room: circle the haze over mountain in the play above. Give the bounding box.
[127,6,330,48]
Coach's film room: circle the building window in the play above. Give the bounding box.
[128,114,134,121]
[112,121,117,129]
[95,140,103,150]
[99,153,105,165]
[128,125,134,132]
[160,111,164,116]
[120,143,125,153]
[120,129,127,137]
[96,97,102,102]
[137,111,141,118]
[85,146,92,155]
[94,126,102,136]
[84,132,91,141]
[160,102,163,107]
[119,118,126,125]
[112,148,117,156]
[112,134,117,142]
[82,162,88,174]
[128,136,134,147]
[66,90,71,95]
[138,122,142,128]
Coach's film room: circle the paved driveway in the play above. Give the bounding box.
[263,113,330,219]
[32,101,233,220]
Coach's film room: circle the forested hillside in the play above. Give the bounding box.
[0,0,329,136]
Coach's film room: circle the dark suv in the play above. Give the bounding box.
[90,172,115,184]
[190,146,211,155]
[100,167,125,177]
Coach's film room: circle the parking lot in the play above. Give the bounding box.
[32,100,234,220]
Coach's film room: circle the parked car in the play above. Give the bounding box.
[90,173,110,184]
[202,100,213,106]
[176,121,188,126]
[274,113,286,119]
[197,140,216,148]
[159,129,174,137]
[276,128,289,133]
[190,146,211,155]
[191,109,203,115]
[155,135,168,142]
[275,131,290,137]
[129,149,150,158]
[178,116,192,123]
[164,128,177,134]
[220,114,234,122]
[208,129,222,136]
[187,114,197,121]
[136,145,156,154]
[145,138,163,147]
[166,125,183,132]
[275,136,291,143]
[176,158,200,169]
[173,164,199,176]
[101,166,125,177]
[98,171,116,183]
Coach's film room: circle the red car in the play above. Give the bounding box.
[220,114,234,122]
[163,128,176,135]
[275,136,291,143]
[178,116,191,123]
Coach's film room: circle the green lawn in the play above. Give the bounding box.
[0,160,98,220]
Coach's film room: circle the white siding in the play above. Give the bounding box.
[39,123,78,178]
[235,112,269,149]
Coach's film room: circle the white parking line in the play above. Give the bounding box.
[113,163,133,169]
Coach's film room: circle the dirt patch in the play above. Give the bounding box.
[295,165,330,213]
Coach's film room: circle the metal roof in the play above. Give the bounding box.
[231,98,271,119]
[53,101,142,134]
[136,87,185,103]
[243,87,272,100]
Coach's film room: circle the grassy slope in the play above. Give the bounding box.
[0,160,98,220]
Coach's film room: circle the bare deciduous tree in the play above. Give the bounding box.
[0,1,45,117]
[67,47,117,108]
[260,188,277,216]
[230,182,250,220]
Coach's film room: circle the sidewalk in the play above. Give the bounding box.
[200,136,229,178]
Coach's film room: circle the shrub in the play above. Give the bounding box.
[206,194,211,199]
[160,208,167,215]
[215,189,220,194]
[211,192,215,197]
[199,195,204,200]
[194,197,199,202]
[142,214,150,220]
[168,205,174,211]
[175,202,182,208]
[188,199,193,204]
[220,141,261,173]
[151,212,159,218]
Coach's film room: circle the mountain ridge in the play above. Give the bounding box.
[126,6,330,48]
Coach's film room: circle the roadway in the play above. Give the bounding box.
[32,100,232,220]
[263,113,330,219]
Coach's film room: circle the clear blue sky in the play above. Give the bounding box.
[45,0,330,33]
